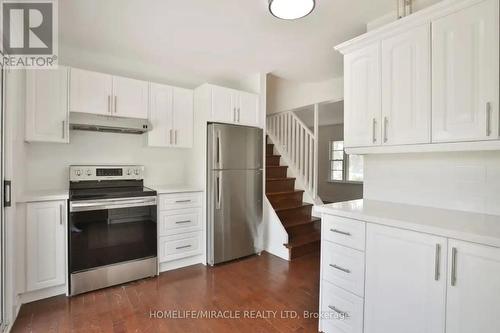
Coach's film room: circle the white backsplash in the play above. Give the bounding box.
[364,151,500,215]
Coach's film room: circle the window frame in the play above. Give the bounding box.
[328,140,363,184]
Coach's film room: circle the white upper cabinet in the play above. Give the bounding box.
[148,83,193,148]
[148,83,173,147]
[432,0,499,143]
[237,91,259,126]
[365,224,447,333]
[344,43,382,147]
[210,85,260,127]
[26,200,66,291]
[70,68,113,116]
[172,87,194,148]
[446,240,500,333]
[26,66,69,143]
[381,24,431,145]
[112,76,149,119]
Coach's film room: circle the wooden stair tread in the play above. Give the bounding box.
[285,231,321,248]
[274,202,313,212]
[284,217,321,229]
[266,190,304,197]
[266,154,281,157]
[266,165,287,168]
[266,177,295,182]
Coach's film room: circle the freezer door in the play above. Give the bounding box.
[208,169,263,265]
[208,123,263,170]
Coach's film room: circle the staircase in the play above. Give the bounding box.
[266,137,321,259]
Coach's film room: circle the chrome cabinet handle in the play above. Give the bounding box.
[175,130,178,145]
[451,247,457,286]
[175,199,191,203]
[60,203,65,225]
[216,173,221,210]
[175,220,191,224]
[169,129,173,144]
[330,228,351,236]
[372,118,377,143]
[383,117,388,143]
[62,120,65,139]
[434,244,441,281]
[486,102,492,136]
[238,108,241,122]
[114,96,117,114]
[328,305,348,318]
[233,107,236,122]
[108,95,111,114]
[176,245,192,250]
[329,264,351,274]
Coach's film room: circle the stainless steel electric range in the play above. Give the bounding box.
[68,165,157,296]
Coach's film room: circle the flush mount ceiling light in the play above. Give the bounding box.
[269,0,315,20]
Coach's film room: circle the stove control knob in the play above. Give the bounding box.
[134,168,140,176]
[86,169,93,176]
[127,168,133,176]
[75,169,82,176]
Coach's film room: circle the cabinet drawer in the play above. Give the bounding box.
[320,280,364,333]
[322,241,365,297]
[322,215,366,251]
[159,232,202,262]
[159,208,201,236]
[159,192,202,211]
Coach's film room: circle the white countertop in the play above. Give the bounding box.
[319,199,500,248]
[147,185,204,194]
[19,189,69,203]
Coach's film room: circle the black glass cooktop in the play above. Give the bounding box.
[69,180,157,201]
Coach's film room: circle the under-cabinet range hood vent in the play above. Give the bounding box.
[69,112,151,134]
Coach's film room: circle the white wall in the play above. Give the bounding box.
[266,75,343,114]
[364,152,500,215]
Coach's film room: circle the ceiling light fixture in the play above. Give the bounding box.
[268,0,315,20]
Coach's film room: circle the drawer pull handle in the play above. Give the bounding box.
[328,305,349,318]
[329,264,351,274]
[175,220,191,224]
[451,247,457,286]
[434,244,441,281]
[330,229,351,236]
[175,200,192,203]
[176,245,192,250]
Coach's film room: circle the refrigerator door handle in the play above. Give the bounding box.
[217,130,222,169]
[216,173,221,210]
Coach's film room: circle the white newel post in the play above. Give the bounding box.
[313,104,319,199]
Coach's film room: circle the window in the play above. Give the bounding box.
[329,140,364,182]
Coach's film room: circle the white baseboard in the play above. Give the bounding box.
[159,255,205,273]
[18,285,66,304]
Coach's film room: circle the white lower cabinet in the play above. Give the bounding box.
[364,224,447,333]
[26,200,67,291]
[157,191,203,271]
[320,214,500,333]
[446,240,500,333]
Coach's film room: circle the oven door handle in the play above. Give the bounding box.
[70,196,157,212]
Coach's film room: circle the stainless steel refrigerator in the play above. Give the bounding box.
[207,123,263,265]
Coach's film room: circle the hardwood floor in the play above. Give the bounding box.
[12,252,320,333]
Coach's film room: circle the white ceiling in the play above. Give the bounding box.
[59,0,396,87]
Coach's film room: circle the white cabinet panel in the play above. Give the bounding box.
[112,76,149,119]
[70,68,113,116]
[344,42,382,147]
[211,86,234,123]
[148,83,173,147]
[26,201,66,291]
[158,232,202,262]
[158,208,201,236]
[172,87,194,148]
[237,91,259,126]
[322,215,366,251]
[321,280,364,333]
[446,240,500,333]
[26,67,69,143]
[159,192,202,211]
[432,0,499,142]
[382,24,431,145]
[364,224,447,333]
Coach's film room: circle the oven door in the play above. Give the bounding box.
[69,196,157,274]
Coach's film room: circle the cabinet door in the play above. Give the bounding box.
[365,224,447,333]
[26,201,66,291]
[237,91,259,126]
[381,24,431,145]
[446,240,500,333]
[172,87,194,148]
[26,67,69,143]
[112,76,149,119]
[148,83,173,147]
[211,86,235,123]
[70,68,113,116]
[344,43,382,147]
[432,0,499,142]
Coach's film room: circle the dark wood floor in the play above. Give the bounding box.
[12,252,320,333]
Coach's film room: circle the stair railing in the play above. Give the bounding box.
[266,106,320,203]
